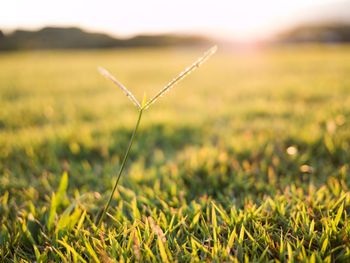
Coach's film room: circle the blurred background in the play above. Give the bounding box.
[1,0,350,49]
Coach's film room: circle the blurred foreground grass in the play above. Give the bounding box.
[1,46,350,261]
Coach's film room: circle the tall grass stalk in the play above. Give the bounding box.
[97,46,217,227]
[96,108,143,227]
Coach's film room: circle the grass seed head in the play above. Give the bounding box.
[143,45,217,109]
[98,46,217,110]
[98,66,141,109]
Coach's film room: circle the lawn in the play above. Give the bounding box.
[0,45,350,262]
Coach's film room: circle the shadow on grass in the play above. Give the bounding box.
[178,135,349,205]
[0,124,202,191]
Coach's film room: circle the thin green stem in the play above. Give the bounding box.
[97,109,143,227]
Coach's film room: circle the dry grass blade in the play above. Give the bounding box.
[98,66,141,109]
[143,45,217,109]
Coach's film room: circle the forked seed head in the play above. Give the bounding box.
[98,45,217,110]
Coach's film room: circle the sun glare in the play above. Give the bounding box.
[0,0,344,41]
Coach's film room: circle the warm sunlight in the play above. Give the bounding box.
[2,0,350,261]
[1,0,346,41]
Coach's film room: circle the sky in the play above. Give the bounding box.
[1,0,349,41]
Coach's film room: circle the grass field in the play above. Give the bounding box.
[1,45,350,262]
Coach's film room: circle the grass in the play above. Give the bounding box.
[1,45,350,261]
[96,46,217,227]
